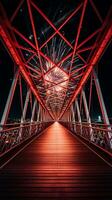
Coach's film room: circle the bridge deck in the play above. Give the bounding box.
[0,122,112,200]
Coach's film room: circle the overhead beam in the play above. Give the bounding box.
[59,13,112,120]
[0,25,54,120]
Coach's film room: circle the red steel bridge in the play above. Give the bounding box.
[0,0,112,199]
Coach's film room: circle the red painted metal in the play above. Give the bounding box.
[68,0,88,76]
[31,1,73,49]
[89,0,103,24]
[27,0,44,75]
[0,0,111,120]
[10,0,24,22]
[40,3,83,50]
[59,22,112,119]
[88,73,93,112]
[0,25,54,120]
[77,28,101,49]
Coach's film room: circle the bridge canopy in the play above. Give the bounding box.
[0,0,111,121]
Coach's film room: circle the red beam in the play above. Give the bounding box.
[0,25,54,120]
[42,52,73,77]
[40,3,82,50]
[11,26,73,79]
[10,26,78,81]
[89,0,103,24]
[27,0,44,75]
[45,79,68,90]
[71,64,87,76]
[69,0,88,75]
[76,53,87,64]
[77,45,95,54]
[25,64,41,75]
[14,42,36,54]
[59,19,112,120]
[77,28,101,49]
[31,0,73,49]
[10,0,24,22]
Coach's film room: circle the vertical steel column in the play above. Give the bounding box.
[31,99,37,122]
[69,108,72,122]
[75,99,82,134]
[44,110,48,122]
[82,90,91,124]
[71,104,75,122]
[93,70,110,125]
[69,107,72,130]
[44,110,47,122]
[75,99,81,123]
[0,69,19,127]
[19,89,30,139]
[70,106,73,122]
[71,104,76,132]
[21,89,30,123]
[69,108,71,123]
[82,90,94,141]
[30,98,37,135]
[35,103,39,132]
[42,108,44,122]
[39,106,42,122]
[43,109,45,122]
[37,104,42,132]
[67,110,69,123]
[37,103,40,122]
[93,70,112,148]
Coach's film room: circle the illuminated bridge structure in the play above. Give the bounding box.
[0,0,112,199]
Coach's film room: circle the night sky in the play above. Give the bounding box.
[0,0,112,122]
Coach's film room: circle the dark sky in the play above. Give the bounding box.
[0,0,112,121]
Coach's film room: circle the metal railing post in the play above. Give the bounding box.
[19,89,30,139]
[0,69,19,128]
[82,90,94,141]
[93,70,112,148]
[75,99,82,135]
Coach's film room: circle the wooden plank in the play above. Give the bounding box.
[0,122,112,200]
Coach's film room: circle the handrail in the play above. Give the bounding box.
[0,121,52,156]
[60,121,112,154]
[0,121,41,133]
[72,122,112,132]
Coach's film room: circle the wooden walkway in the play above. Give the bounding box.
[0,122,112,200]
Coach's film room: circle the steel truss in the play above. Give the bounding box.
[0,0,111,120]
[61,69,112,150]
[0,1,112,154]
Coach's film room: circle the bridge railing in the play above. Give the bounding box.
[0,121,52,156]
[61,122,112,154]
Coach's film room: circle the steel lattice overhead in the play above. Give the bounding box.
[0,0,112,119]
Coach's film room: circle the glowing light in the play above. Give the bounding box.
[29,34,33,40]
[45,62,68,92]
[98,115,101,122]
